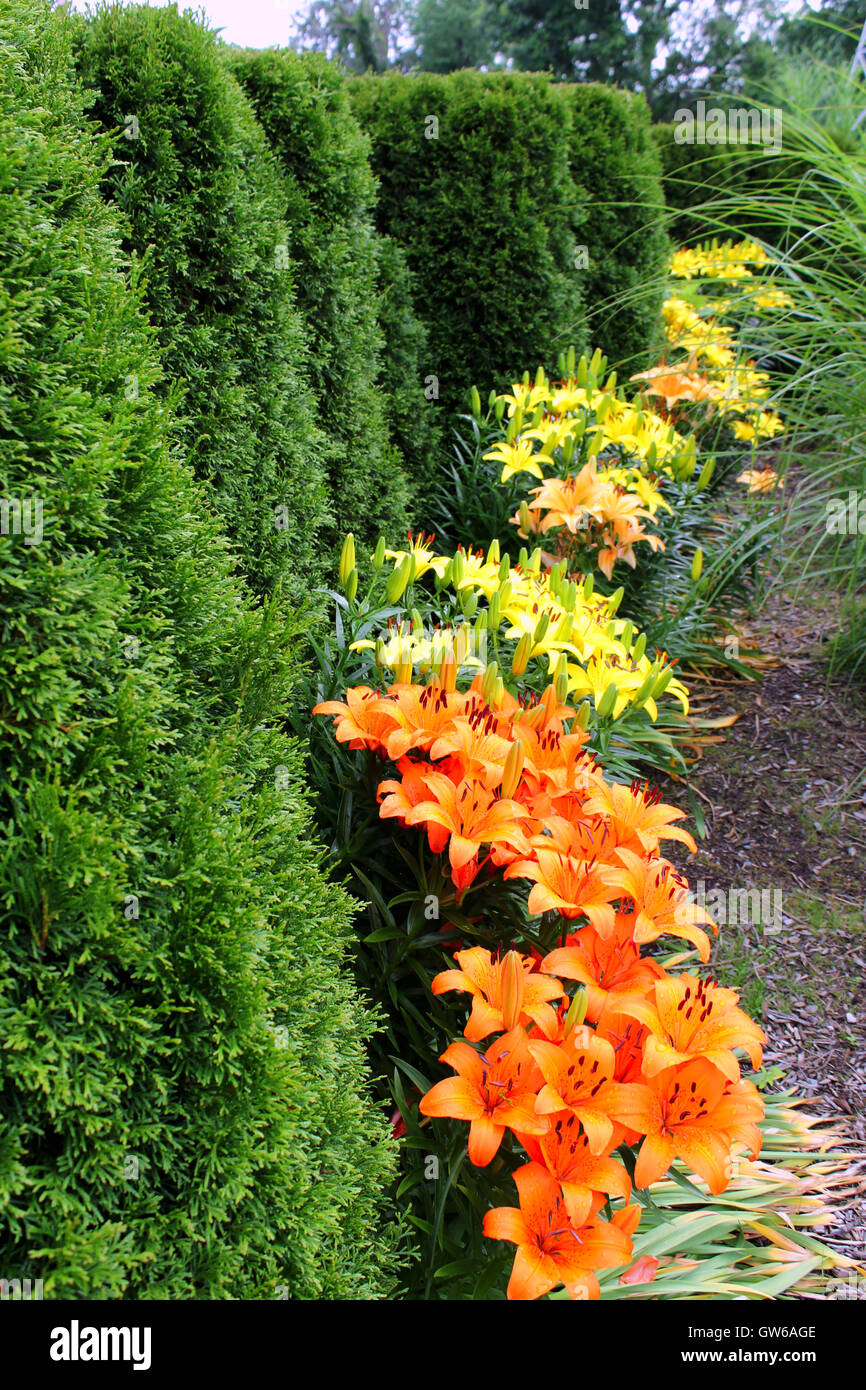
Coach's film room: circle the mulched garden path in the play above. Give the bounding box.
[670,588,866,1268]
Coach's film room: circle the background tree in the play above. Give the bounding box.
[293,0,409,71]
[409,0,495,72]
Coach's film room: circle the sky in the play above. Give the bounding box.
[66,1,310,49]
[65,1,824,56]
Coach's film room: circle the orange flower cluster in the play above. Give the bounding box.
[512,464,666,581]
[421,944,765,1300]
[314,676,767,1300]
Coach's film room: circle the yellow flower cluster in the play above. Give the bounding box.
[670,239,771,281]
[358,532,689,722]
[480,354,699,582]
[656,242,789,443]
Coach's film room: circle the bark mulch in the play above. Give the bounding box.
[667,589,866,1268]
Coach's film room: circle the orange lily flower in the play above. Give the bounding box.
[512,723,590,797]
[612,971,766,1082]
[379,682,470,760]
[516,1110,632,1228]
[419,1027,548,1165]
[431,947,565,1042]
[404,770,530,893]
[541,914,665,1023]
[583,779,697,857]
[313,685,399,753]
[377,759,450,854]
[630,1060,765,1194]
[604,847,716,959]
[529,1024,650,1154]
[428,716,513,790]
[483,1162,632,1301]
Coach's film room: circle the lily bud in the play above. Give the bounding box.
[512,633,532,676]
[470,385,481,418]
[500,951,525,1031]
[453,626,469,666]
[501,741,524,800]
[440,652,458,693]
[533,611,550,645]
[498,554,510,583]
[488,591,501,629]
[339,533,356,588]
[583,573,594,601]
[631,669,656,707]
[386,555,412,604]
[495,396,506,421]
[563,986,588,1036]
[607,586,624,616]
[487,538,500,565]
[653,667,674,698]
[555,666,570,706]
[461,589,478,618]
[519,500,532,535]
[691,547,703,583]
[696,456,716,491]
[371,536,386,570]
[596,680,619,720]
[573,700,591,730]
[395,660,413,686]
[481,661,499,702]
[632,631,647,662]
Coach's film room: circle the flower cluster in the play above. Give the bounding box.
[315,668,767,1300]
[480,353,699,582]
[632,239,790,449]
[351,530,689,723]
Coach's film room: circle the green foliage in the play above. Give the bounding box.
[409,0,495,72]
[74,3,330,599]
[349,70,584,422]
[560,83,670,372]
[0,0,401,1298]
[375,234,446,503]
[231,45,414,550]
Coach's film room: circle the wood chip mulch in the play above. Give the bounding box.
[665,590,866,1266]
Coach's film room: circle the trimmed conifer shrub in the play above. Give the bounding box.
[348,70,584,421]
[375,233,445,504]
[0,0,401,1299]
[231,46,416,546]
[560,84,670,371]
[73,3,329,598]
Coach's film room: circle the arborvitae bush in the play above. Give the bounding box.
[232,47,416,546]
[0,0,401,1298]
[375,234,445,504]
[73,3,329,598]
[349,71,584,422]
[560,84,670,372]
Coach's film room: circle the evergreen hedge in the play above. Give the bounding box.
[73,3,329,598]
[0,0,400,1298]
[561,84,670,371]
[348,70,585,420]
[231,47,417,546]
